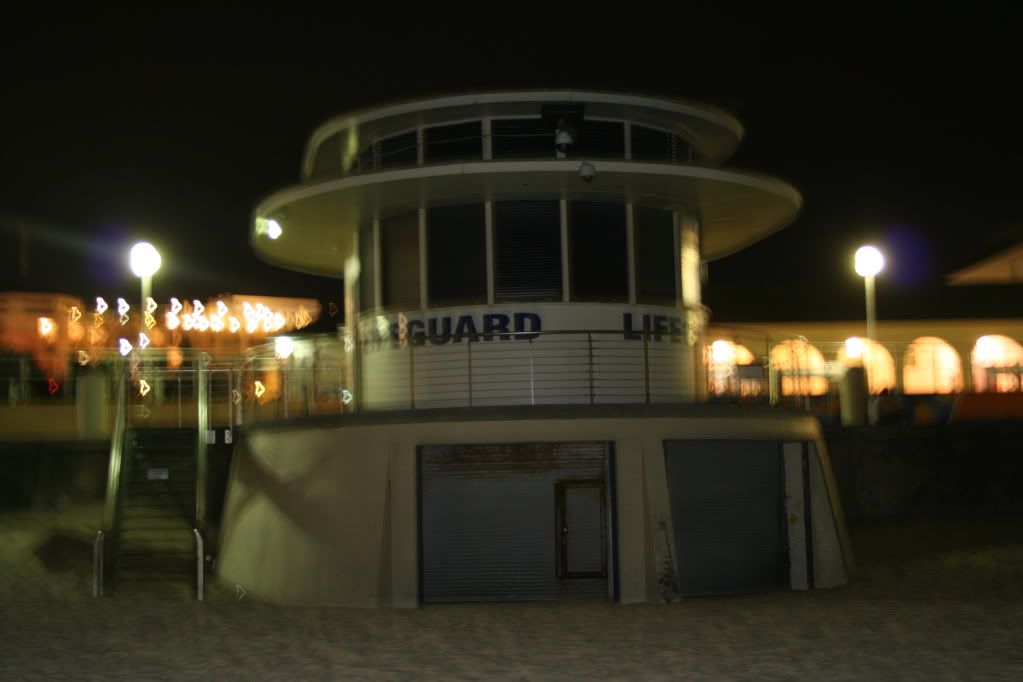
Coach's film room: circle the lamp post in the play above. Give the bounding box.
[854,245,884,341]
[129,242,162,311]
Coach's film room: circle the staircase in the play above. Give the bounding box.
[111,428,199,593]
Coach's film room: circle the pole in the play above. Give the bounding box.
[864,274,877,342]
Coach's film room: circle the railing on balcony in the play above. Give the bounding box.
[3,330,1023,437]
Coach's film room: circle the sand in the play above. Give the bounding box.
[1,504,1021,680]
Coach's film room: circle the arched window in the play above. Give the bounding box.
[707,340,758,396]
[837,337,896,394]
[903,337,962,394]
[972,335,1023,393]
[770,339,828,396]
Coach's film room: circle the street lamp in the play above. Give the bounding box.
[130,241,161,301]
[854,245,884,341]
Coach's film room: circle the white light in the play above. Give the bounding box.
[216,300,229,318]
[138,332,150,350]
[96,297,109,315]
[117,298,130,316]
[228,316,241,333]
[710,339,736,364]
[145,297,158,314]
[341,389,353,405]
[118,338,133,356]
[166,311,180,330]
[38,317,55,337]
[170,297,183,314]
[192,300,205,316]
[845,336,867,359]
[855,245,884,278]
[267,219,283,240]
[129,242,162,278]
[274,336,294,359]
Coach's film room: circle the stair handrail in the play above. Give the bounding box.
[193,528,204,601]
[92,530,104,597]
[101,361,128,578]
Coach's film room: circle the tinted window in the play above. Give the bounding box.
[631,125,677,162]
[427,205,487,306]
[494,201,562,302]
[381,213,420,308]
[378,131,418,168]
[492,119,551,158]
[575,120,625,158]
[425,121,483,163]
[634,206,677,305]
[569,202,628,301]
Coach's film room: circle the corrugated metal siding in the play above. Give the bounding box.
[664,440,787,595]
[421,442,608,602]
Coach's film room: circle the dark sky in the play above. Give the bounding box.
[2,6,1021,322]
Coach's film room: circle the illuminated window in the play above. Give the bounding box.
[770,339,828,396]
[706,340,759,396]
[903,337,962,394]
[837,337,896,394]
[971,335,1023,393]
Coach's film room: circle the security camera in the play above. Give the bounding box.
[578,162,596,183]
[554,118,575,155]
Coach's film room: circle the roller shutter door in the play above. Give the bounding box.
[420,442,609,603]
[664,440,787,595]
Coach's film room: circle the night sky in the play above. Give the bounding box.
[2,6,1021,323]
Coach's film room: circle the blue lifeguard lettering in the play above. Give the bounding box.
[428,317,453,345]
[454,315,481,343]
[623,313,641,340]
[483,313,511,341]
[669,317,682,343]
[653,315,669,342]
[514,312,541,340]
[409,319,426,346]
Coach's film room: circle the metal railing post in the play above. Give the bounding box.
[193,528,204,601]
[467,339,473,407]
[409,340,416,410]
[587,332,595,404]
[643,330,651,404]
[92,530,104,597]
[529,337,535,405]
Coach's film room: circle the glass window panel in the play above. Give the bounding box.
[569,202,628,302]
[634,206,677,305]
[494,200,562,301]
[427,205,487,306]
[381,213,420,308]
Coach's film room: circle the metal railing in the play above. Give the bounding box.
[193,528,204,602]
[92,530,104,597]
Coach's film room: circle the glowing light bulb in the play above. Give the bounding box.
[254,380,266,398]
[195,315,210,332]
[38,317,55,337]
[170,298,183,314]
[117,298,130,316]
[139,379,151,397]
[166,312,180,330]
[145,297,158,314]
[216,300,229,318]
[845,336,867,359]
[274,336,294,359]
[228,316,241,333]
[266,219,282,240]
[96,297,109,315]
[118,338,133,356]
[854,246,884,278]
[192,300,205,316]
[138,332,150,350]
[210,315,225,332]
[68,306,82,323]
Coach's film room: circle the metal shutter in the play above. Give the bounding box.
[493,200,562,301]
[420,442,608,602]
[664,440,787,595]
